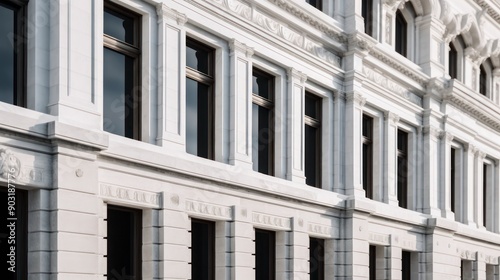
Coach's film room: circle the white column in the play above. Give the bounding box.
[345,92,366,197]
[464,47,480,91]
[143,210,160,279]
[228,40,254,169]
[289,219,309,279]
[422,126,442,216]
[344,0,364,33]
[215,221,231,279]
[474,150,486,228]
[28,189,53,279]
[230,206,254,280]
[286,68,307,183]
[333,92,344,194]
[493,68,500,105]
[475,258,487,280]
[464,143,477,227]
[441,132,455,219]
[156,4,187,150]
[383,111,399,205]
[494,161,500,233]
[387,245,402,280]
[159,208,190,280]
[415,15,446,77]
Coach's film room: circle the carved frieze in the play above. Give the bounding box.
[0,148,21,179]
[100,184,162,208]
[185,200,232,220]
[252,212,291,230]
[307,222,337,238]
[368,232,390,246]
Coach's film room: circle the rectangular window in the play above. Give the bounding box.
[362,0,373,37]
[402,251,411,280]
[186,38,215,159]
[305,92,322,188]
[369,245,376,280]
[306,0,322,10]
[451,147,457,213]
[486,264,499,280]
[480,64,487,96]
[0,188,27,280]
[363,115,374,199]
[107,206,142,280]
[252,69,274,175]
[397,129,408,208]
[103,1,141,139]
[310,238,325,280]
[255,229,275,280]
[483,163,491,229]
[191,219,215,280]
[449,43,458,79]
[395,11,408,57]
[461,260,473,280]
[0,0,27,107]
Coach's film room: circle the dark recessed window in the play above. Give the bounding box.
[369,245,376,280]
[397,129,408,209]
[305,92,322,188]
[310,238,325,280]
[483,164,488,228]
[306,0,322,10]
[362,0,374,37]
[402,251,411,280]
[0,0,27,107]
[450,148,457,214]
[449,43,458,79]
[395,10,407,57]
[252,69,274,175]
[191,219,215,280]
[186,38,215,159]
[0,188,27,280]
[480,64,487,96]
[255,229,275,280]
[103,2,141,139]
[363,115,374,199]
[107,206,142,280]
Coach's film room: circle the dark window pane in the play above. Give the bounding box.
[252,104,273,175]
[483,164,487,227]
[107,207,142,280]
[369,245,376,280]
[103,48,135,138]
[397,130,408,208]
[449,43,458,79]
[253,71,272,100]
[255,229,275,280]
[402,251,411,280]
[191,219,215,280]
[186,41,211,75]
[397,130,408,152]
[306,0,322,10]
[0,4,16,104]
[451,148,456,213]
[362,0,373,37]
[310,238,325,280]
[395,11,407,57]
[480,64,487,96]
[104,8,135,44]
[305,125,320,187]
[305,94,320,119]
[0,189,27,280]
[186,77,212,158]
[362,115,373,138]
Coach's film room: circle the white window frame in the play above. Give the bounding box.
[396,122,417,210]
[362,106,384,202]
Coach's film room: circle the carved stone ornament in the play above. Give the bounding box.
[287,68,307,84]
[156,3,187,26]
[229,39,254,58]
[440,132,454,143]
[100,184,162,208]
[0,148,21,179]
[384,111,400,125]
[423,126,442,138]
[345,92,366,107]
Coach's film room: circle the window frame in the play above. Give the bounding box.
[190,218,216,280]
[482,159,494,231]
[369,245,377,280]
[309,237,325,280]
[252,68,275,176]
[397,129,409,209]
[304,91,322,188]
[103,1,142,140]
[0,0,28,107]
[395,10,408,58]
[185,37,216,160]
[254,228,276,280]
[363,114,374,199]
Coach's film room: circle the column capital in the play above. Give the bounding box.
[422,125,442,139]
[287,68,307,84]
[229,39,254,58]
[476,150,487,161]
[440,131,454,143]
[156,3,187,26]
[384,111,399,125]
[464,143,477,153]
[346,92,366,107]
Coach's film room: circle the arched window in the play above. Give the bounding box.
[362,0,374,37]
[395,10,408,57]
[479,59,493,98]
[448,36,465,81]
[449,43,458,79]
[480,64,487,96]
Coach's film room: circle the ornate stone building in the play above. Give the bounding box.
[0,0,500,279]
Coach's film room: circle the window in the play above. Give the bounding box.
[461,260,473,280]
[0,188,27,280]
[402,251,411,280]
[449,36,465,81]
[255,229,275,280]
[306,0,322,10]
[395,10,407,57]
[305,92,322,188]
[450,147,457,214]
[186,38,215,159]
[369,245,377,280]
[310,238,325,280]
[362,0,374,37]
[363,115,374,199]
[191,219,215,280]
[0,0,27,107]
[106,206,142,280]
[482,163,493,229]
[397,129,408,208]
[480,64,487,96]
[103,2,141,139]
[449,43,458,79]
[252,69,274,175]
[486,264,499,280]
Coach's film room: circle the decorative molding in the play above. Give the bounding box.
[385,15,392,44]
[252,212,291,230]
[363,66,423,106]
[472,0,500,26]
[368,232,390,246]
[229,39,254,58]
[346,92,366,107]
[443,92,500,132]
[156,3,187,26]
[100,184,162,208]
[287,68,307,84]
[307,222,336,238]
[185,200,232,220]
[347,33,375,52]
[384,111,400,125]
[423,126,442,139]
[476,150,487,160]
[0,148,21,179]
[440,132,454,143]
[205,0,342,67]
[459,249,477,261]
[368,48,428,86]
[484,255,500,265]
[464,143,477,154]
[399,237,418,251]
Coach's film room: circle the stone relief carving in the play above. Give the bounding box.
[363,66,423,106]
[185,200,232,220]
[307,222,335,237]
[252,212,291,230]
[0,148,21,179]
[100,184,162,208]
[385,15,392,44]
[368,232,390,245]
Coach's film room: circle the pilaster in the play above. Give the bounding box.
[383,111,399,205]
[464,143,478,227]
[288,218,309,279]
[422,125,442,216]
[464,47,481,91]
[228,39,254,169]
[474,150,486,228]
[344,0,365,34]
[345,92,366,197]
[493,68,500,105]
[156,4,187,150]
[495,160,500,233]
[286,68,307,183]
[387,245,402,280]
[415,15,446,77]
[230,206,254,280]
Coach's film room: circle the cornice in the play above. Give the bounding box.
[472,0,500,26]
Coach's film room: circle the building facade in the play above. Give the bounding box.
[0,0,500,279]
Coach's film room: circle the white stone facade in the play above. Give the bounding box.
[1,0,500,279]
